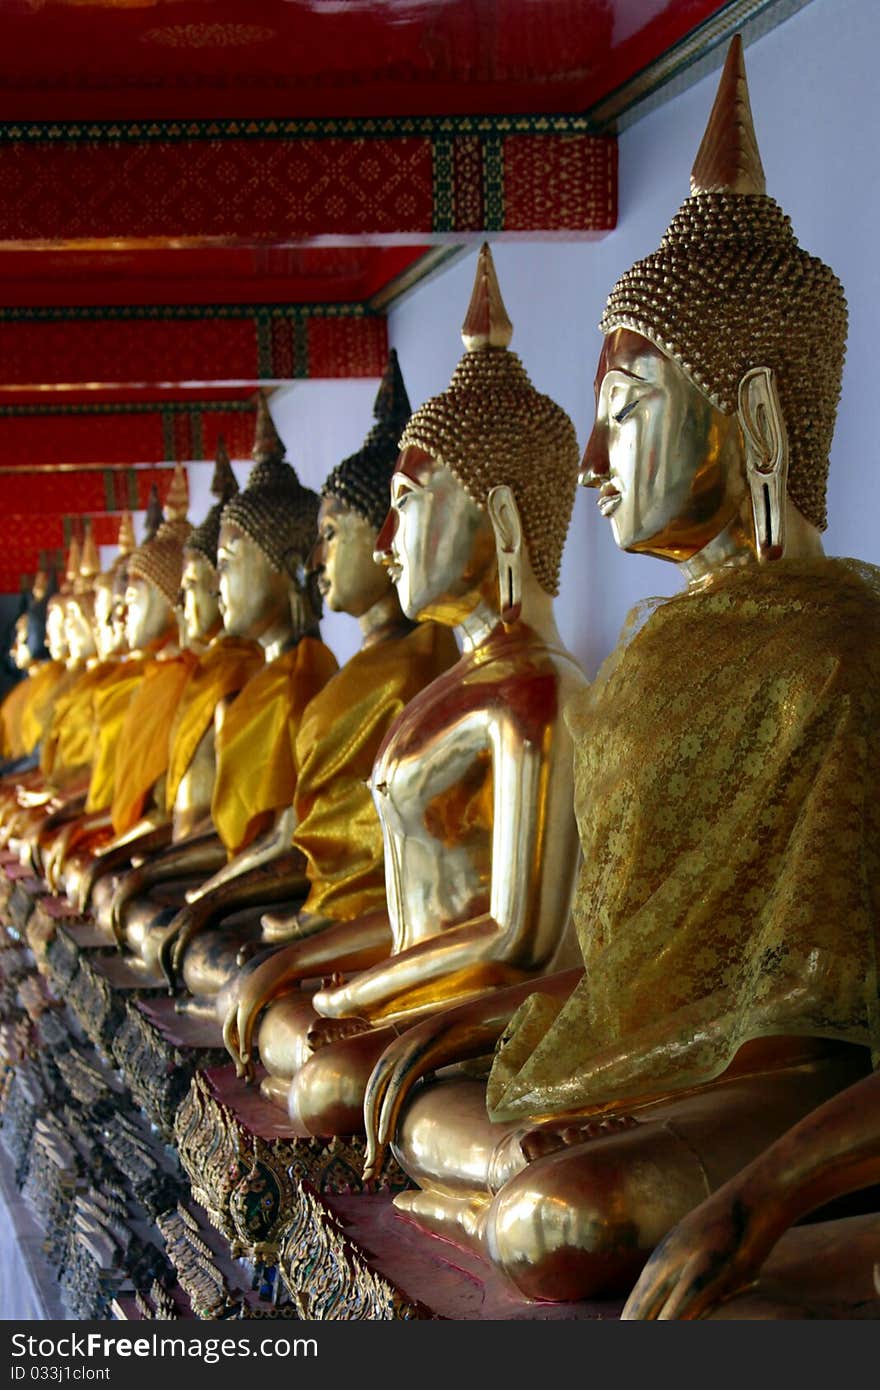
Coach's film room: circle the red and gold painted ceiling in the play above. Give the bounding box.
[0,0,766,590]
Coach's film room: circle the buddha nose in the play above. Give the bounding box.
[373,507,398,565]
[579,421,609,487]
[307,536,324,574]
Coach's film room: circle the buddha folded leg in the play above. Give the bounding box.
[390,1042,867,1301]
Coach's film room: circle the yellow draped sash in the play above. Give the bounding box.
[17,660,68,756]
[212,637,338,856]
[488,559,880,1122]
[165,636,264,811]
[292,623,459,921]
[111,649,200,835]
[85,657,148,813]
[40,660,121,784]
[0,676,35,760]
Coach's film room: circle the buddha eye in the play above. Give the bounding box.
[613,401,638,424]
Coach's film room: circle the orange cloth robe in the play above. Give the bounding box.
[292,623,459,921]
[111,649,200,836]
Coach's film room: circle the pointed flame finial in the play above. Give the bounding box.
[116,511,136,557]
[80,520,101,580]
[372,348,412,435]
[211,435,239,504]
[461,243,513,352]
[252,389,286,467]
[164,461,189,522]
[63,533,82,594]
[143,485,163,541]
[691,35,766,196]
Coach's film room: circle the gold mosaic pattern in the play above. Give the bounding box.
[488,559,880,1120]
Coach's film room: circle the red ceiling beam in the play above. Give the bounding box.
[0,401,259,469]
[0,304,388,390]
[0,118,616,244]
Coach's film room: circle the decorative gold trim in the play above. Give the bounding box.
[587,0,815,133]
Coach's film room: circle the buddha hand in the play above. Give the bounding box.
[621,1182,764,1319]
[157,898,214,988]
[362,989,523,1183]
[222,941,306,1080]
[77,857,106,914]
[306,1015,371,1054]
[109,867,148,946]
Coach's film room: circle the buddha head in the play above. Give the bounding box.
[11,615,31,671]
[45,534,81,662]
[179,438,238,647]
[217,391,320,644]
[11,560,51,670]
[315,350,412,619]
[376,245,580,629]
[582,36,847,566]
[92,512,135,659]
[64,521,101,662]
[125,465,191,650]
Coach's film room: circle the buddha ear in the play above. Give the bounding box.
[487,484,523,629]
[736,366,789,563]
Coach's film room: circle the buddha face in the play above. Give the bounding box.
[180,551,221,646]
[110,578,129,653]
[581,328,746,562]
[65,597,97,662]
[216,521,291,640]
[125,576,171,650]
[311,495,390,619]
[375,446,495,624]
[11,615,32,671]
[45,598,69,662]
[92,580,121,660]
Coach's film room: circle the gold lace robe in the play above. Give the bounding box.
[487,559,880,1122]
[211,637,338,856]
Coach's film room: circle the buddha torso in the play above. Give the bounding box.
[292,620,458,923]
[373,623,585,961]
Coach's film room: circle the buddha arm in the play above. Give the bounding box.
[362,968,582,1180]
[186,806,300,901]
[162,850,311,985]
[79,818,174,911]
[316,706,579,1025]
[224,908,394,1073]
[622,1068,880,1321]
[109,830,227,942]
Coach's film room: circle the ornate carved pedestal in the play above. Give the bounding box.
[276,1188,626,1321]
[175,1065,410,1265]
[111,996,227,1141]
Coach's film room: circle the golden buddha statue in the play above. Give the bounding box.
[103,439,264,958]
[37,514,141,891]
[217,350,460,1106]
[357,37,877,1303]
[0,557,70,848]
[117,393,337,995]
[65,467,194,911]
[220,248,586,1134]
[6,532,110,855]
[0,559,54,772]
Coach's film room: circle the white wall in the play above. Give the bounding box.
[387,0,879,677]
[218,0,875,679]
[268,379,383,664]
